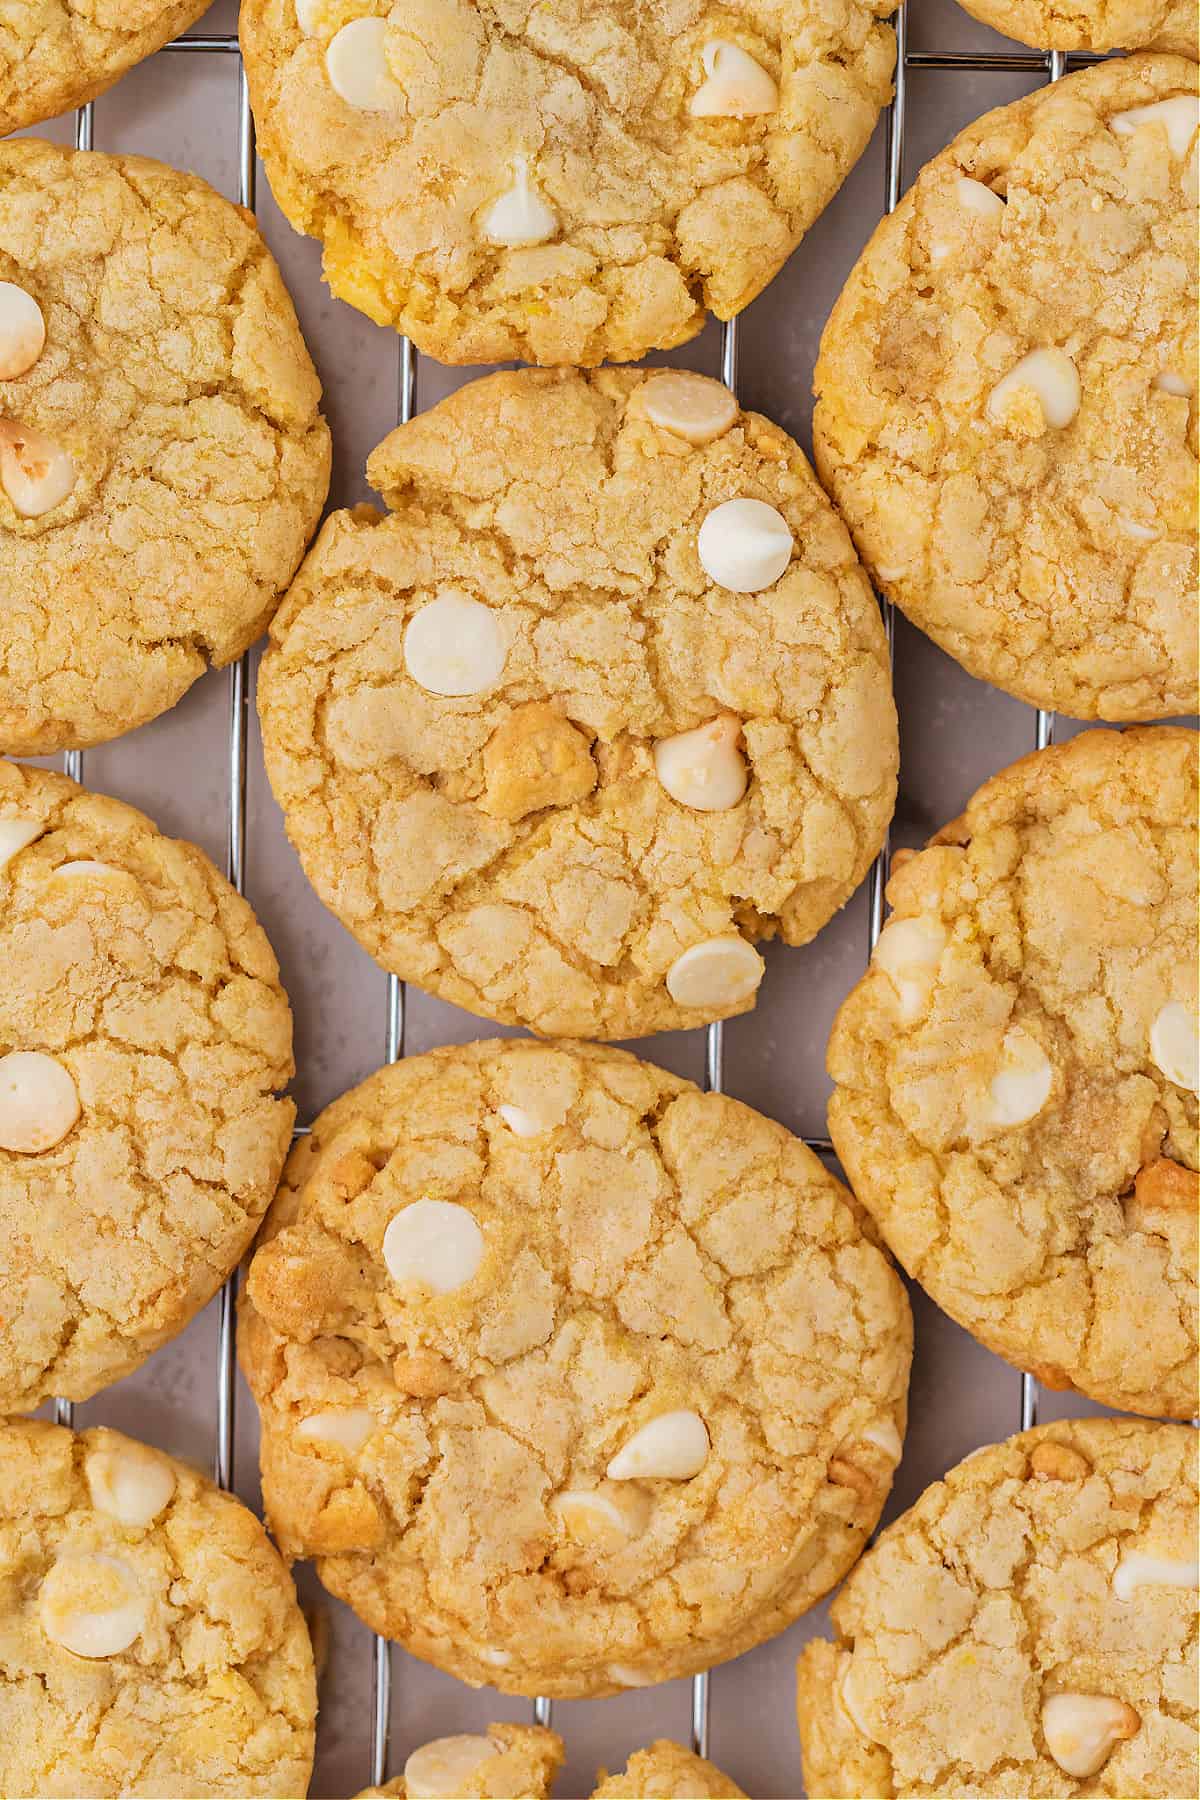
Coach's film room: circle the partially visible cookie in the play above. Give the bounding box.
[0,136,330,753]
[240,0,899,366]
[239,1038,912,1697]
[814,54,1198,720]
[953,0,1197,55]
[0,1417,316,1798]
[258,366,897,1039]
[591,1741,747,1798]
[0,759,295,1412]
[796,1418,1199,1799]
[354,1724,564,1799]
[827,726,1198,1418]
[0,2,212,134]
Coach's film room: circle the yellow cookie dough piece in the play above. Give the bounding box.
[592,1740,747,1797]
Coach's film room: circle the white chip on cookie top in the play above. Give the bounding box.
[325,17,402,112]
[404,1735,497,1800]
[1149,1000,1198,1092]
[0,815,44,871]
[606,1408,709,1480]
[1110,94,1199,157]
[382,1197,484,1294]
[654,714,748,812]
[1041,1693,1140,1778]
[1154,368,1192,396]
[403,590,506,698]
[666,935,765,1009]
[85,1439,176,1529]
[986,348,1081,430]
[295,1407,376,1452]
[697,497,794,592]
[1112,1550,1200,1599]
[553,1485,652,1545]
[294,0,324,33]
[497,1099,570,1138]
[0,281,46,380]
[0,420,76,516]
[51,859,120,880]
[38,1551,145,1658]
[690,41,778,119]
[870,915,947,1024]
[482,156,558,249]
[930,176,1005,262]
[0,1049,80,1153]
[985,1027,1053,1127]
[642,370,739,445]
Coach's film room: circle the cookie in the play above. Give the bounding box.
[953,0,1197,55]
[0,759,295,1412]
[0,1418,316,1798]
[239,0,898,366]
[0,137,330,754]
[238,1038,912,1698]
[591,1741,747,1799]
[814,55,1199,721]
[353,1724,564,1798]
[258,367,897,1039]
[827,726,1198,1419]
[797,1418,1199,1800]
[0,2,212,135]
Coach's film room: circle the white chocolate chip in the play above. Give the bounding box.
[480,1646,511,1667]
[0,816,44,872]
[862,1418,903,1462]
[1041,1693,1141,1777]
[607,1663,655,1687]
[404,1736,495,1800]
[382,1198,484,1294]
[836,1653,879,1741]
[986,1027,1053,1127]
[690,40,778,119]
[481,155,558,248]
[403,591,505,698]
[697,497,794,592]
[1113,1552,1199,1600]
[1149,1000,1198,1092]
[0,282,46,380]
[497,1100,569,1138]
[39,1553,145,1658]
[553,1485,652,1546]
[1154,368,1192,397]
[606,1408,709,1481]
[295,0,323,32]
[642,370,738,445]
[0,420,76,516]
[0,1050,80,1154]
[325,18,402,111]
[871,916,948,1024]
[85,1441,175,1529]
[665,935,765,1010]
[654,714,748,812]
[295,1407,376,1453]
[52,860,122,882]
[1117,514,1160,541]
[931,177,1005,262]
[1110,95,1199,158]
[987,349,1080,429]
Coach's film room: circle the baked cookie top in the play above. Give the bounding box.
[238,1039,912,1698]
[0,2,212,134]
[0,759,295,1413]
[258,367,897,1039]
[239,0,899,366]
[353,1724,564,1798]
[796,1418,1199,1800]
[0,1418,316,1799]
[814,54,1198,721]
[592,1741,747,1798]
[827,727,1198,1419]
[0,137,330,754]
[953,0,1197,55]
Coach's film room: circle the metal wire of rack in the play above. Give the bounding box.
[44,9,1119,1792]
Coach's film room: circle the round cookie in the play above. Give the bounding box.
[238,1038,912,1697]
[258,367,897,1039]
[0,759,295,1412]
[814,54,1199,721]
[354,1724,564,1799]
[239,0,899,366]
[0,136,330,754]
[953,0,1197,56]
[0,1417,316,1798]
[827,726,1198,1419]
[591,1741,747,1799]
[796,1418,1199,1799]
[0,3,213,135]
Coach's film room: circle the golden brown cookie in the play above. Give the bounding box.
[0,2,212,134]
[827,726,1198,1419]
[0,758,295,1412]
[258,367,897,1039]
[591,1740,747,1798]
[353,1723,563,1798]
[0,1417,316,1798]
[953,0,1197,55]
[0,136,330,753]
[238,1038,912,1697]
[239,0,900,365]
[814,55,1198,720]
[796,1418,1199,1799]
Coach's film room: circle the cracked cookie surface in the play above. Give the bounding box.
[240,0,898,365]
[238,1038,912,1697]
[814,54,1199,720]
[796,1418,1199,1799]
[0,1417,316,1798]
[257,367,897,1039]
[353,1722,563,1798]
[0,759,295,1412]
[952,0,1197,55]
[827,727,1198,1419]
[591,1740,747,1797]
[0,1,212,133]
[0,137,330,754]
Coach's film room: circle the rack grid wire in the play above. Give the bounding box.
[44,9,1112,1791]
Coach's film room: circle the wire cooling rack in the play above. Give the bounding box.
[40,5,1119,1792]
